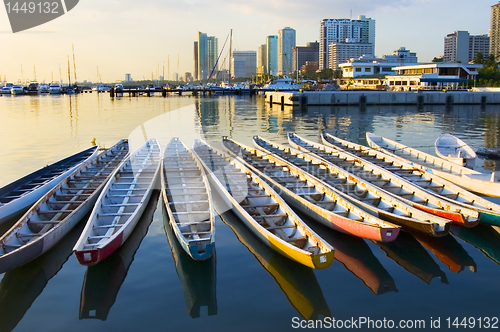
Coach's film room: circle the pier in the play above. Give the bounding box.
[109,87,257,97]
[265,91,500,108]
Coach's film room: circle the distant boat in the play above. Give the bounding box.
[263,77,303,91]
[64,87,75,95]
[39,84,49,93]
[73,138,161,266]
[48,84,61,94]
[435,134,476,168]
[0,140,128,274]
[27,82,39,95]
[92,84,111,92]
[161,138,215,260]
[1,86,11,94]
[0,146,99,224]
[10,85,24,95]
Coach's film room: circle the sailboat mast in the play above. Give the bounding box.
[67,56,71,86]
[72,44,77,83]
[229,29,232,85]
[33,65,36,81]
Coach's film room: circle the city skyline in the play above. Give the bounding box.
[0,0,492,83]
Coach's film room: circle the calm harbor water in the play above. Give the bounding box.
[1,93,500,331]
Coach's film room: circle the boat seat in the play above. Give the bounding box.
[98,212,134,217]
[47,200,85,204]
[241,203,279,209]
[182,231,211,236]
[265,225,296,230]
[93,224,122,229]
[172,211,210,214]
[102,203,140,207]
[89,235,110,240]
[38,209,74,214]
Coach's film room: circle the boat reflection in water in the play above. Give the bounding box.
[219,210,330,320]
[163,202,217,318]
[0,214,86,332]
[303,215,397,295]
[451,224,500,266]
[374,232,449,284]
[413,233,476,273]
[79,191,160,321]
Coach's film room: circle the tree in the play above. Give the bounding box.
[473,52,484,64]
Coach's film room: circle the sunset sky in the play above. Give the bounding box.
[0,0,492,83]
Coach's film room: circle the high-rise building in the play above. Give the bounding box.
[278,27,296,75]
[319,15,375,69]
[266,35,278,76]
[125,73,132,82]
[381,47,418,64]
[444,31,489,63]
[194,41,198,80]
[257,44,267,74]
[231,51,257,78]
[491,2,500,60]
[329,42,374,70]
[470,34,490,62]
[444,31,470,63]
[292,42,319,72]
[197,32,218,80]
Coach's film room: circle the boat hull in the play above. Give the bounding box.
[366,132,500,197]
[194,141,334,269]
[0,146,99,224]
[74,139,161,266]
[0,141,128,273]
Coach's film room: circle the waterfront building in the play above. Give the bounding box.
[266,35,278,76]
[491,2,500,60]
[319,15,375,69]
[385,63,482,90]
[328,42,374,70]
[257,44,267,74]
[340,55,398,78]
[184,72,193,82]
[125,73,132,82]
[292,42,319,73]
[231,51,257,78]
[278,27,296,76]
[197,32,218,80]
[194,41,199,80]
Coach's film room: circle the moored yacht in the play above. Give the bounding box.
[39,84,49,93]
[49,83,62,94]
[27,82,39,95]
[263,77,303,91]
[10,85,24,95]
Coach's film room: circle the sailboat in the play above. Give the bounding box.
[65,56,75,95]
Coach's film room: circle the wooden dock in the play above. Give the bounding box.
[108,88,257,97]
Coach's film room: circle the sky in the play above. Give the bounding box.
[0,0,493,83]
